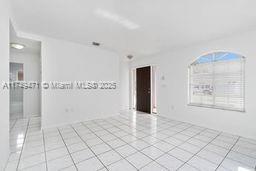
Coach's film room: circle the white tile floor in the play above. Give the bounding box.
[5,111,256,171]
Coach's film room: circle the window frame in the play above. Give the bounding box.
[188,52,245,112]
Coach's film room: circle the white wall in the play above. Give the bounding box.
[40,37,120,128]
[10,50,41,118]
[119,59,130,111]
[131,30,256,140]
[0,0,10,169]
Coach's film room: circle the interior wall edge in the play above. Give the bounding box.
[0,0,10,169]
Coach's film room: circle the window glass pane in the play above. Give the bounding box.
[195,53,213,64]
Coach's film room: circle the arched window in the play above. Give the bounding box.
[188,52,245,112]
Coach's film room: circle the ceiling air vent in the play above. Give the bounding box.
[92,42,100,46]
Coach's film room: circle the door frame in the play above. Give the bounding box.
[130,64,157,114]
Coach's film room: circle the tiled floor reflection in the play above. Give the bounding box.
[5,111,256,171]
[6,116,41,171]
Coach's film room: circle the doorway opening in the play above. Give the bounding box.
[131,65,157,114]
[9,23,42,154]
[9,63,24,120]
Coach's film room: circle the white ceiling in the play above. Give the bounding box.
[10,23,41,54]
[10,0,256,58]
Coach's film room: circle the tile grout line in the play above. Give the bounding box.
[42,130,48,171]
[42,129,133,165]
[29,120,247,171]
[215,136,240,171]
[105,117,201,170]
[139,127,207,171]
[16,118,30,170]
[83,115,253,171]
[110,117,185,143]
[47,118,255,171]
[115,115,202,139]
[10,119,18,132]
[3,119,19,170]
[186,140,248,167]
[143,115,243,149]
[57,128,79,171]
[8,115,180,171]
[14,118,46,170]
[229,147,256,160]
[114,115,242,161]
[154,115,245,144]
[82,121,139,170]
[112,116,210,169]
[117,114,175,133]
[176,131,223,170]
[83,122,139,170]
[85,124,144,168]
[116,116,224,166]
[210,137,256,162]
[90,120,144,170]
[93,120,194,171]
[109,117,203,154]
[6,114,256,171]
[70,125,110,171]
[61,132,143,166]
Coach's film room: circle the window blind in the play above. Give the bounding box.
[189,52,245,112]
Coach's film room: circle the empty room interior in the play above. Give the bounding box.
[1,0,256,171]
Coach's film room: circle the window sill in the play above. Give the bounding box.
[188,103,245,113]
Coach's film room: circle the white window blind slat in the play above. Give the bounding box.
[189,52,245,112]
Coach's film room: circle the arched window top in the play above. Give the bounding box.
[192,52,244,65]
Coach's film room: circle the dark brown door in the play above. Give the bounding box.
[136,66,151,113]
